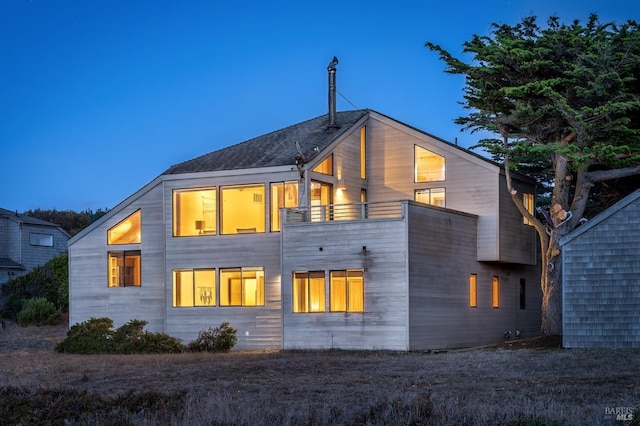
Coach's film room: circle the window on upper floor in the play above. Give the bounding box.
[173,269,216,307]
[415,188,446,207]
[360,127,366,180]
[108,250,141,287]
[415,145,445,182]
[219,267,264,306]
[29,233,53,247]
[221,184,265,234]
[330,270,364,312]
[293,271,326,313]
[523,193,534,225]
[270,181,298,232]
[173,188,217,236]
[310,181,332,222]
[313,154,333,175]
[108,210,141,244]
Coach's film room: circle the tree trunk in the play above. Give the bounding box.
[541,233,563,335]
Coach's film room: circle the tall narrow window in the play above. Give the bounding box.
[270,181,298,232]
[220,267,264,306]
[310,181,332,222]
[108,210,141,244]
[108,251,141,287]
[492,276,500,308]
[469,274,477,308]
[415,145,445,182]
[519,278,526,310]
[313,154,333,175]
[360,189,367,203]
[330,270,364,312]
[173,269,216,307]
[360,127,366,179]
[292,271,326,313]
[523,193,534,225]
[221,184,265,234]
[173,188,217,236]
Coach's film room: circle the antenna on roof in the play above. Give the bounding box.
[295,141,319,178]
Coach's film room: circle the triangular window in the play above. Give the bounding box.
[107,210,141,245]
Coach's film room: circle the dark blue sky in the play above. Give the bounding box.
[1,0,638,212]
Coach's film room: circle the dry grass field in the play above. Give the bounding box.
[0,319,638,425]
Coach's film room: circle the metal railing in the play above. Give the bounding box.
[284,201,405,224]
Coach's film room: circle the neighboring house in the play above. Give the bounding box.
[561,189,640,348]
[0,208,70,285]
[68,66,542,350]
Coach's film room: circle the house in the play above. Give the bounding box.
[561,188,640,348]
[68,63,542,350]
[0,208,70,285]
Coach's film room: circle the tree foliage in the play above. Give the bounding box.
[23,208,109,236]
[427,14,640,334]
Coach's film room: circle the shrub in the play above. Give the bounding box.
[16,297,62,326]
[55,317,186,354]
[188,322,238,352]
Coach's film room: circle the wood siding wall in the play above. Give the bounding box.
[562,195,640,348]
[406,202,541,349]
[281,216,409,350]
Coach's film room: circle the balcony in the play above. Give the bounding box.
[284,201,405,224]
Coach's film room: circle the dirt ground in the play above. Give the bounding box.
[0,318,637,425]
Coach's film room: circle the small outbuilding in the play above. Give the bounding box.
[561,189,640,348]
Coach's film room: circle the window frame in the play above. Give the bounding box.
[173,188,218,237]
[492,276,500,308]
[107,210,141,245]
[29,232,53,247]
[108,250,141,287]
[313,154,333,175]
[519,278,526,310]
[469,274,477,308]
[219,267,265,307]
[292,271,326,313]
[414,145,445,183]
[172,268,216,308]
[220,184,266,235]
[523,193,534,225]
[329,269,364,313]
[270,181,298,232]
[414,188,446,207]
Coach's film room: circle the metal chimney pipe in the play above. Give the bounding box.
[327,56,338,129]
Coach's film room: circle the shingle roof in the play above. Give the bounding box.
[163,110,369,175]
[0,208,62,227]
[0,257,25,270]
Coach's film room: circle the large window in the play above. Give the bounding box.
[415,145,445,182]
[108,251,141,287]
[270,181,298,232]
[310,181,332,222]
[221,184,265,234]
[173,188,217,236]
[415,188,445,207]
[108,210,141,244]
[29,233,53,247]
[523,193,534,225]
[173,269,216,307]
[313,154,333,175]
[219,267,264,306]
[492,276,500,308]
[330,270,364,312]
[469,274,477,308]
[293,271,326,313]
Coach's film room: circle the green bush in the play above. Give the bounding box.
[16,297,61,326]
[55,317,186,354]
[187,321,238,352]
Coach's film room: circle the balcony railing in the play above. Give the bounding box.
[284,200,405,224]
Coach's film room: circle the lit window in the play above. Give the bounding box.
[173,189,217,236]
[310,181,332,222]
[492,276,500,308]
[313,154,333,175]
[519,278,526,310]
[415,145,445,182]
[469,274,477,308]
[415,188,446,207]
[523,193,534,225]
[108,251,141,287]
[360,189,367,203]
[221,184,265,234]
[270,181,298,232]
[293,271,326,313]
[173,269,216,307]
[330,270,364,312]
[108,210,141,244]
[219,267,264,306]
[360,127,366,180]
[29,233,53,247]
